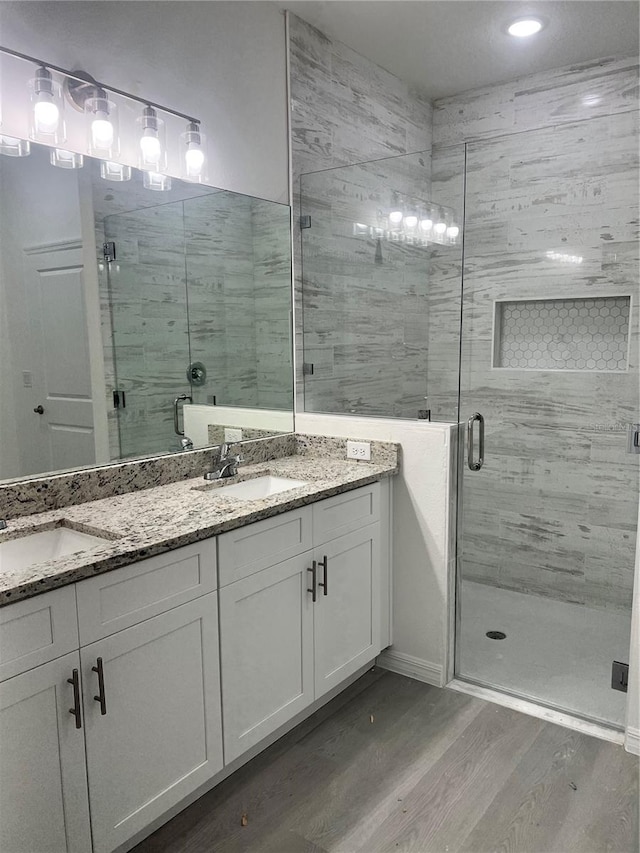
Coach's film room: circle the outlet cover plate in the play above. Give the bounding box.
[346,440,371,461]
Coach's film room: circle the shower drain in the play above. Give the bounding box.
[486,631,507,640]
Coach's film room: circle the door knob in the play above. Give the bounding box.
[33,405,44,414]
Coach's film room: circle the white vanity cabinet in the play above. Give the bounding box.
[75,540,223,853]
[218,482,388,764]
[0,540,223,853]
[0,477,391,853]
[81,593,223,853]
[0,587,91,853]
[0,650,92,853]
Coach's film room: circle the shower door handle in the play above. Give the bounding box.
[467,412,484,471]
[173,394,192,436]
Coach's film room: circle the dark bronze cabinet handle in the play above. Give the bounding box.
[92,657,107,715]
[67,668,82,729]
[307,562,317,602]
[33,405,44,415]
[318,556,328,596]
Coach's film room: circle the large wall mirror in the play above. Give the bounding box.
[0,142,294,483]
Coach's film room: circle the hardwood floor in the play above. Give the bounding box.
[133,670,639,853]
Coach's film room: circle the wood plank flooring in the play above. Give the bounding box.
[133,670,639,853]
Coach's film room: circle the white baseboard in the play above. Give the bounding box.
[377,649,444,687]
[625,726,640,755]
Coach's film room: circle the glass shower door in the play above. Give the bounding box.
[456,117,639,728]
[104,202,192,460]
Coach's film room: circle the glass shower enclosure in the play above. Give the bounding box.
[300,125,639,729]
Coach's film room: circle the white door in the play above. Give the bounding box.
[219,553,315,764]
[313,525,381,697]
[23,245,96,474]
[81,593,223,853]
[0,652,92,853]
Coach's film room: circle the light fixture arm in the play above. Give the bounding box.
[0,44,201,124]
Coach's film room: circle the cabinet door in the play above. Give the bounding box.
[219,553,314,764]
[314,524,381,697]
[82,592,223,853]
[0,652,92,853]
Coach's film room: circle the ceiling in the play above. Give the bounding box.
[278,1,639,99]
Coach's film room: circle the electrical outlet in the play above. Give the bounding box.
[346,440,371,461]
[224,428,243,442]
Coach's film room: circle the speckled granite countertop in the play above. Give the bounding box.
[0,441,398,606]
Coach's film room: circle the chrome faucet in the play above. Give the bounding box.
[204,442,242,480]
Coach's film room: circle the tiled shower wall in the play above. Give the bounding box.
[288,14,433,415]
[95,189,292,460]
[430,56,639,611]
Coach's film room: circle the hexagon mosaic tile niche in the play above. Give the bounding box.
[495,296,631,371]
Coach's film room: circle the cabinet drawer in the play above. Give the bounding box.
[76,540,217,644]
[312,483,380,544]
[0,586,78,682]
[218,506,312,587]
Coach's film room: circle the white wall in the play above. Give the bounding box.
[0,1,289,204]
[184,404,294,449]
[296,412,456,686]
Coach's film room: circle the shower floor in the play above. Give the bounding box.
[457,580,632,728]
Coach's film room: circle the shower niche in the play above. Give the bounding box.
[493,295,631,371]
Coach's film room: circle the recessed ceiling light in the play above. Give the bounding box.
[507,17,544,37]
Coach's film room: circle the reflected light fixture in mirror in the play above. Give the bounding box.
[100,160,132,181]
[0,135,30,156]
[50,148,83,169]
[143,170,172,191]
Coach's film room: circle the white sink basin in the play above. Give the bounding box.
[0,527,111,573]
[216,475,307,500]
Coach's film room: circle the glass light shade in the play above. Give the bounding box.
[389,210,403,225]
[136,107,166,171]
[446,224,460,240]
[50,148,83,169]
[404,213,418,229]
[0,136,30,157]
[85,93,119,159]
[434,219,447,235]
[143,171,172,191]
[100,161,132,182]
[29,67,65,144]
[180,122,207,182]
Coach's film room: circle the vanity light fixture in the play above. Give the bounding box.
[50,148,83,169]
[30,66,64,142]
[181,121,206,181]
[0,45,206,184]
[138,106,166,171]
[0,135,30,156]
[85,87,119,158]
[507,17,544,37]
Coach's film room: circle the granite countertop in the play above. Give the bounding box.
[0,448,398,606]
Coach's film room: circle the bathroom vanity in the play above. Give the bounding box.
[0,437,397,853]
